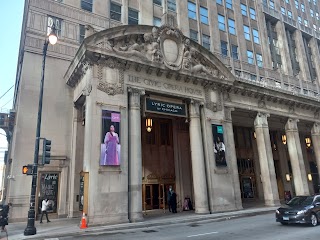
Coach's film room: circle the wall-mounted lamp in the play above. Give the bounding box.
[308,173,313,182]
[305,137,311,148]
[253,132,257,139]
[285,173,291,182]
[146,118,153,132]
[281,134,287,145]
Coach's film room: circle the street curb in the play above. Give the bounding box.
[26,208,277,239]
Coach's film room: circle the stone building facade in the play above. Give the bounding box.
[5,0,320,224]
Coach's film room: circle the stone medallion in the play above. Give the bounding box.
[158,26,184,71]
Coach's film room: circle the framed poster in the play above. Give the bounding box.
[212,124,227,167]
[100,110,121,166]
[38,173,59,213]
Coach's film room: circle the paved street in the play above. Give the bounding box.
[58,213,318,240]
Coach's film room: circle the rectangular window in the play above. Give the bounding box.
[249,8,256,20]
[47,16,62,38]
[110,2,121,21]
[216,0,223,5]
[228,18,236,35]
[231,45,238,59]
[295,0,299,9]
[202,34,210,50]
[288,10,292,18]
[317,12,319,20]
[241,4,247,16]
[168,0,176,12]
[200,7,209,24]
[188,1,197,20]
[286,0,289,3]
[218,14,226,31]
[190,29,198,42]
[270,0,275,9]
[256,53,263,67]
[298,16,302,23]
[221,41,228,56]
[281,7,286,15]
[153,0,162,6]
[153,17,161,26]
[226,0,232,9]
[244,25,250,40]
[313,24,317,31]
[81,0,93,12]
[79,24,85,43]
[310,9,314,17]
[252,29,260,44]
[128,8,139,25]
[304,19,308,26]
[247,50,254,64]
[301,4,305,12]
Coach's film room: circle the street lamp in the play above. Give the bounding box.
[24,24,57,236]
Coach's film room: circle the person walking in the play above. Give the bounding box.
[170,190,177,213]
[40,199,51,223]
[167,186,173,212]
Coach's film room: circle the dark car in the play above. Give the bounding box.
[275,195,320,226]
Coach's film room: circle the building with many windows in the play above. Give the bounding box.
[5,0,320,225]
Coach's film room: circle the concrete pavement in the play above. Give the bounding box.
[5,206,278,240]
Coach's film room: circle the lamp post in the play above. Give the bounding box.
[24,25,57,236]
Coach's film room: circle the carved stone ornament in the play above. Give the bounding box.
[285,118,299,131]
[82,83,92,96]
[314,110,320,120]
[258,99,266,109]
[158,26,184,70]
[97,67,124,96]
[205,88,222,112]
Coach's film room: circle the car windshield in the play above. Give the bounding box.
[287,196,314,206]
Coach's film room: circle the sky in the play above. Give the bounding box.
[0,1,24,161]
[0,1,24,113]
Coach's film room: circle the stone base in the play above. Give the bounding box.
[264,199,281,207]
[87,212,129,226]
[195,208,210,214]
[129,212,144,222]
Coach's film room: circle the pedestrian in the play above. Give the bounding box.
[0,203,12,232]
[40,199,51,223]
[167,186,173,212]
[170,190,177,213]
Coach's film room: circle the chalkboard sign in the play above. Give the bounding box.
[38,173,59,213]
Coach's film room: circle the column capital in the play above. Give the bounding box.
[285,118,299,131]
[128,87,145,109]
[224,107,235,122]
[128,87,145,96]
[254,112,270,127]
[189,100,203,117]
[311,123,320,136]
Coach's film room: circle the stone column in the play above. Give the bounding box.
[311,123,320,179]
[189,101,209,214]
[128,87,144,222]
[224,107,242,209]
[254,113,280,206]
[285,119,309,195]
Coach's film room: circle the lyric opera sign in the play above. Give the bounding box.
[145,98,187,117]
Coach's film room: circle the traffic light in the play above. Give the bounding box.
[42,138,52,165]
[22,165,33,175]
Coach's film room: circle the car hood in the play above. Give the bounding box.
[278,205,310,211]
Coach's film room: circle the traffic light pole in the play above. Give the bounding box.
[24,40,49,236]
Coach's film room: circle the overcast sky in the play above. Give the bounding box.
[0,1,24,161]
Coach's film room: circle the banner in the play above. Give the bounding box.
[212,124,227,167]
[100,110,121,166]
[38,173,59,213]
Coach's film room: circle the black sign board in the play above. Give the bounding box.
[79,175,84,211]
[38,173,59,213]
[145,98,187,117]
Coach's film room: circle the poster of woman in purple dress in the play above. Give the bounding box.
[100,110,121,166]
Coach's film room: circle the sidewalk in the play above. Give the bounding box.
[6,206,278,240]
